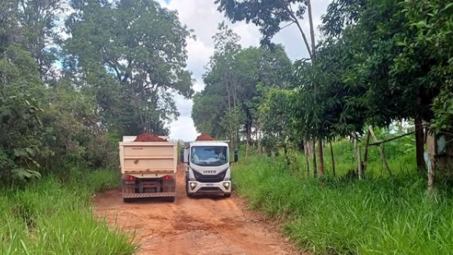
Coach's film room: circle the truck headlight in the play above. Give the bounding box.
[223,182,230,189]
[190,182,197,190]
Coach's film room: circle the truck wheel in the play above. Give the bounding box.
[167,197,175,203]
[224,193,231,198]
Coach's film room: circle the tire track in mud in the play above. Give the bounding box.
[93,164,303,255]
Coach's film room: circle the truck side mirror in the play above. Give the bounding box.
[234,149,239,163]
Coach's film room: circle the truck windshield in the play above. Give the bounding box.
[191,146,228,166]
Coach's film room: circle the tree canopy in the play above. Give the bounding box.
[192,24,291,148]
[1,0,193,181]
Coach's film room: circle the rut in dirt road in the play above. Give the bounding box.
[93,163,303,255]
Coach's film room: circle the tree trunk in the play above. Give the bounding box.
[304,140,313,157]
[313,142,318,178]
[363,131,371,174]
[426,133,436,195]
[415,115,426,172]
[427,162,435,195]
[318,139,325,177]
[245,107,253,148]
[307,0,316,59]
[246,139,249,157]
[330,141,336,178]
[283,144,290,166]
[257,120,262,154]
[305,151,310,178]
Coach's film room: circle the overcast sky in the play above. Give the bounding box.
[156,0,332,141]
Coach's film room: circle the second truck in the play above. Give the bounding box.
[181,138,238,198]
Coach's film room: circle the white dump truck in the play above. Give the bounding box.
[180,140,238,197]
[119,136,177,202]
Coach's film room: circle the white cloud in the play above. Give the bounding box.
[160,0,332,141]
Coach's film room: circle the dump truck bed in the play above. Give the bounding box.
[119,140,177,202]
[119,142,177,175]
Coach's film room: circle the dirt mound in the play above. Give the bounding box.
[134,133,167,142]
[196,133,214,141]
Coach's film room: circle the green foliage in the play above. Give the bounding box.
[219,0,452,173]
[0,46,47,182]
[215,0,309,46]
[259,87,298,150]
[396,0,453,134]
[1,0,193,181]
[233,141,452,255]
[193,23,292,144]
[64,0,194,134]
[0,169,136,254]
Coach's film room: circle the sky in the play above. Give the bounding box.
[156,0,333,141]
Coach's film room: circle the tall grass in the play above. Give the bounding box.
[0,169,136,255]
[233,140,453,254]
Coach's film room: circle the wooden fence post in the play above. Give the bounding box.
[369,126,393,176]
[330,141,336,178]
[363,131,371,174]
[358,145,362,179]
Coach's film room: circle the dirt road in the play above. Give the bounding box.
[93,164,301,255]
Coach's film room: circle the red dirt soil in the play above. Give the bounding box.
[196,133,214,141]
[134,133,167,142]
[92,163,304,255]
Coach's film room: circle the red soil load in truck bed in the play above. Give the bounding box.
[134,133,168,142]
[196,133,214,141]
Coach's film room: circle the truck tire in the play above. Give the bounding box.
[167,197,175,203]
[224,193,231,198]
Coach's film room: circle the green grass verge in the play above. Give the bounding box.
[0,169,136,255]
[233,142,453,255]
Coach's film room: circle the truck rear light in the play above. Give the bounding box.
[164,175,174,180]
[124,175,135,181]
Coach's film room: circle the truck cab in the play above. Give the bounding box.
[181,141,238,197]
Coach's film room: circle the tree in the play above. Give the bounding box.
[396,0,453,135]
[193,24,291,149]
[1,0,195,183]
[17,0,64,79]
[216,0,325,176]
[64,0,194,135]
[320,0,435,172]
[0,46,47,181]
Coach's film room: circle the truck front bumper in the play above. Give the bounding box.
[187,181,232,195]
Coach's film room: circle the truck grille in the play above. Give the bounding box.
[193,169,227,183]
